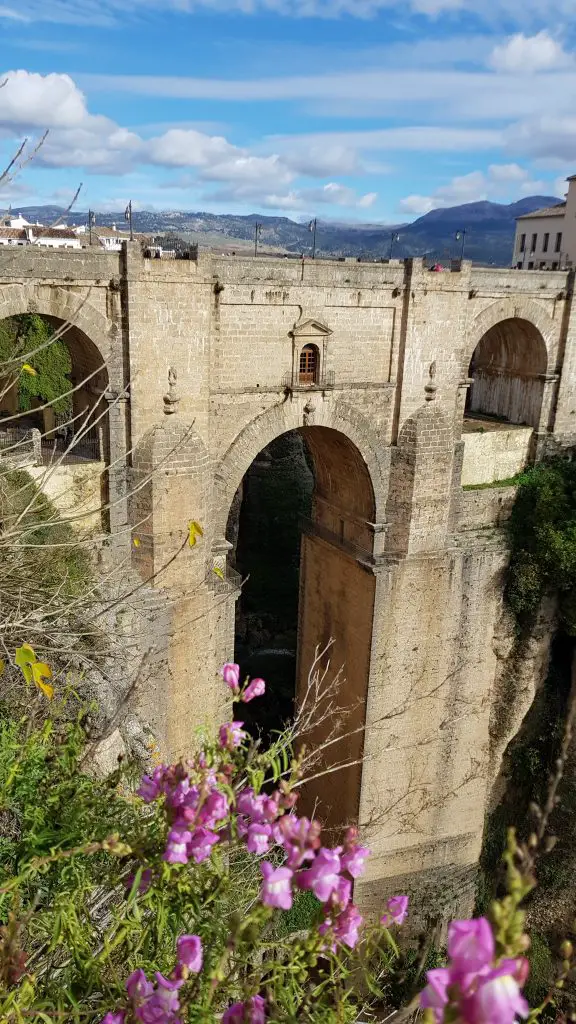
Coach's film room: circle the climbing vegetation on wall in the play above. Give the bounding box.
[507,458,576,633]
[0,314,72,414]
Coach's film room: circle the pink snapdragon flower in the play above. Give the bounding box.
[163,827,192,865]
[242,677,266,702]
[223,995,266,1024]
[176,934,203,973]
[221,662,241,693]
[136,766,166,803]
[341,844,370,879]
[236,787,266,821]
[219,722,247,751]
[199,788,229,827]
[298,847,341,903]
[247,821,272,855]
[260,861,293,910]
[187,826,219,863]
[380,895,409,927]
[101,1014,126,1024]
[277,815,320,868]
[420,919,530,1024]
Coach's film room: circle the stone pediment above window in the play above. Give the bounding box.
[289,319,333,339]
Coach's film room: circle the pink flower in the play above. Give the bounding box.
[448,918,494,973]
[136,769,164,803]
[298,848,341,903]
[101,1014,126,1024]
[466,964,529,1024]
[381,895,409,927]
[247,821,272,855]
[163,827,192,865]
[236,787,266,821]
[333,875,352,912]
[341,845,370,879]
[200,788,229,827]
[221,663,241,693]
[187,826,219,863]
[126,969,153,1003]
[333,904,363,949]
[278,815,320,868]
[420,967,451,1022]
[223,995,266,1024]
[260,861,293,910]
[138,975,181,1023]
[219,721,247,751]
[242,677,266,702]
[177,934,203,973]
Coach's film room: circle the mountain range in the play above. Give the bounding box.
[9,195,561,266]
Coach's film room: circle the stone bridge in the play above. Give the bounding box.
[2,243,575,918]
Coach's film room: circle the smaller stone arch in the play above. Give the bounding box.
[466,317,548,429]
[465,297,555,372]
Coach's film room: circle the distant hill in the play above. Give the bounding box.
[10,195,561,266]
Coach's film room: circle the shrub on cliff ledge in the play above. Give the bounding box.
[507,458,576,633]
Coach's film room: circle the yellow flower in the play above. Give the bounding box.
[21,363,37,376]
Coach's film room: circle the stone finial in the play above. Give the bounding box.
[163,366,180,415]
[303,400,316,426]
[425,360,438,402]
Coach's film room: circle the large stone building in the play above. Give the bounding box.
[513,175,576,270]
[1,244,575,920]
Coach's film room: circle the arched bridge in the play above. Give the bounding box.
[2,244,575,919]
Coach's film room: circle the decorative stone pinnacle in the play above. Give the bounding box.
[425,360,437,402]
[163,366,180,415]
[303,400,316,425]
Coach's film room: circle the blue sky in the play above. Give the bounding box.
[1,0,576,223]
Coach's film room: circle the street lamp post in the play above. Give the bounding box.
[455,229,467,262]
[389,232,400,259]
[254,222,262,256]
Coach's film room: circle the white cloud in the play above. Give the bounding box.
[0,70,88,129]
[210,181,378,212]
[399,164,547,215]
[489,32,573,73]
[505,116,576,162]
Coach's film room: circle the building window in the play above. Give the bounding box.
[531,233,537,253]
[552,262,559,271]
[299,344,319,385]
[520,234,526,252]
[543,233,550,253]
[528,262,534,270]
[539,262,546,270]
[556,232,563,253]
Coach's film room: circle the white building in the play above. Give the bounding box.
[0,224,82,249]
[513,175,576,270]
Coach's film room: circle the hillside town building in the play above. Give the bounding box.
[514,175,576,270]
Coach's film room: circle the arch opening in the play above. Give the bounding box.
[0,313,109,464]
[225,424,376,831]
[465,317,548,430]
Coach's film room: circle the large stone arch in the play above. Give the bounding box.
[213,396,387,543]
[215,396,385,832]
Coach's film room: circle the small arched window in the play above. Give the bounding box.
[299,344,319,385]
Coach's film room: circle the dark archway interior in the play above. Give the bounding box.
[226,425,377,830]
[0,314,109,461]
[466,317,548,429]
